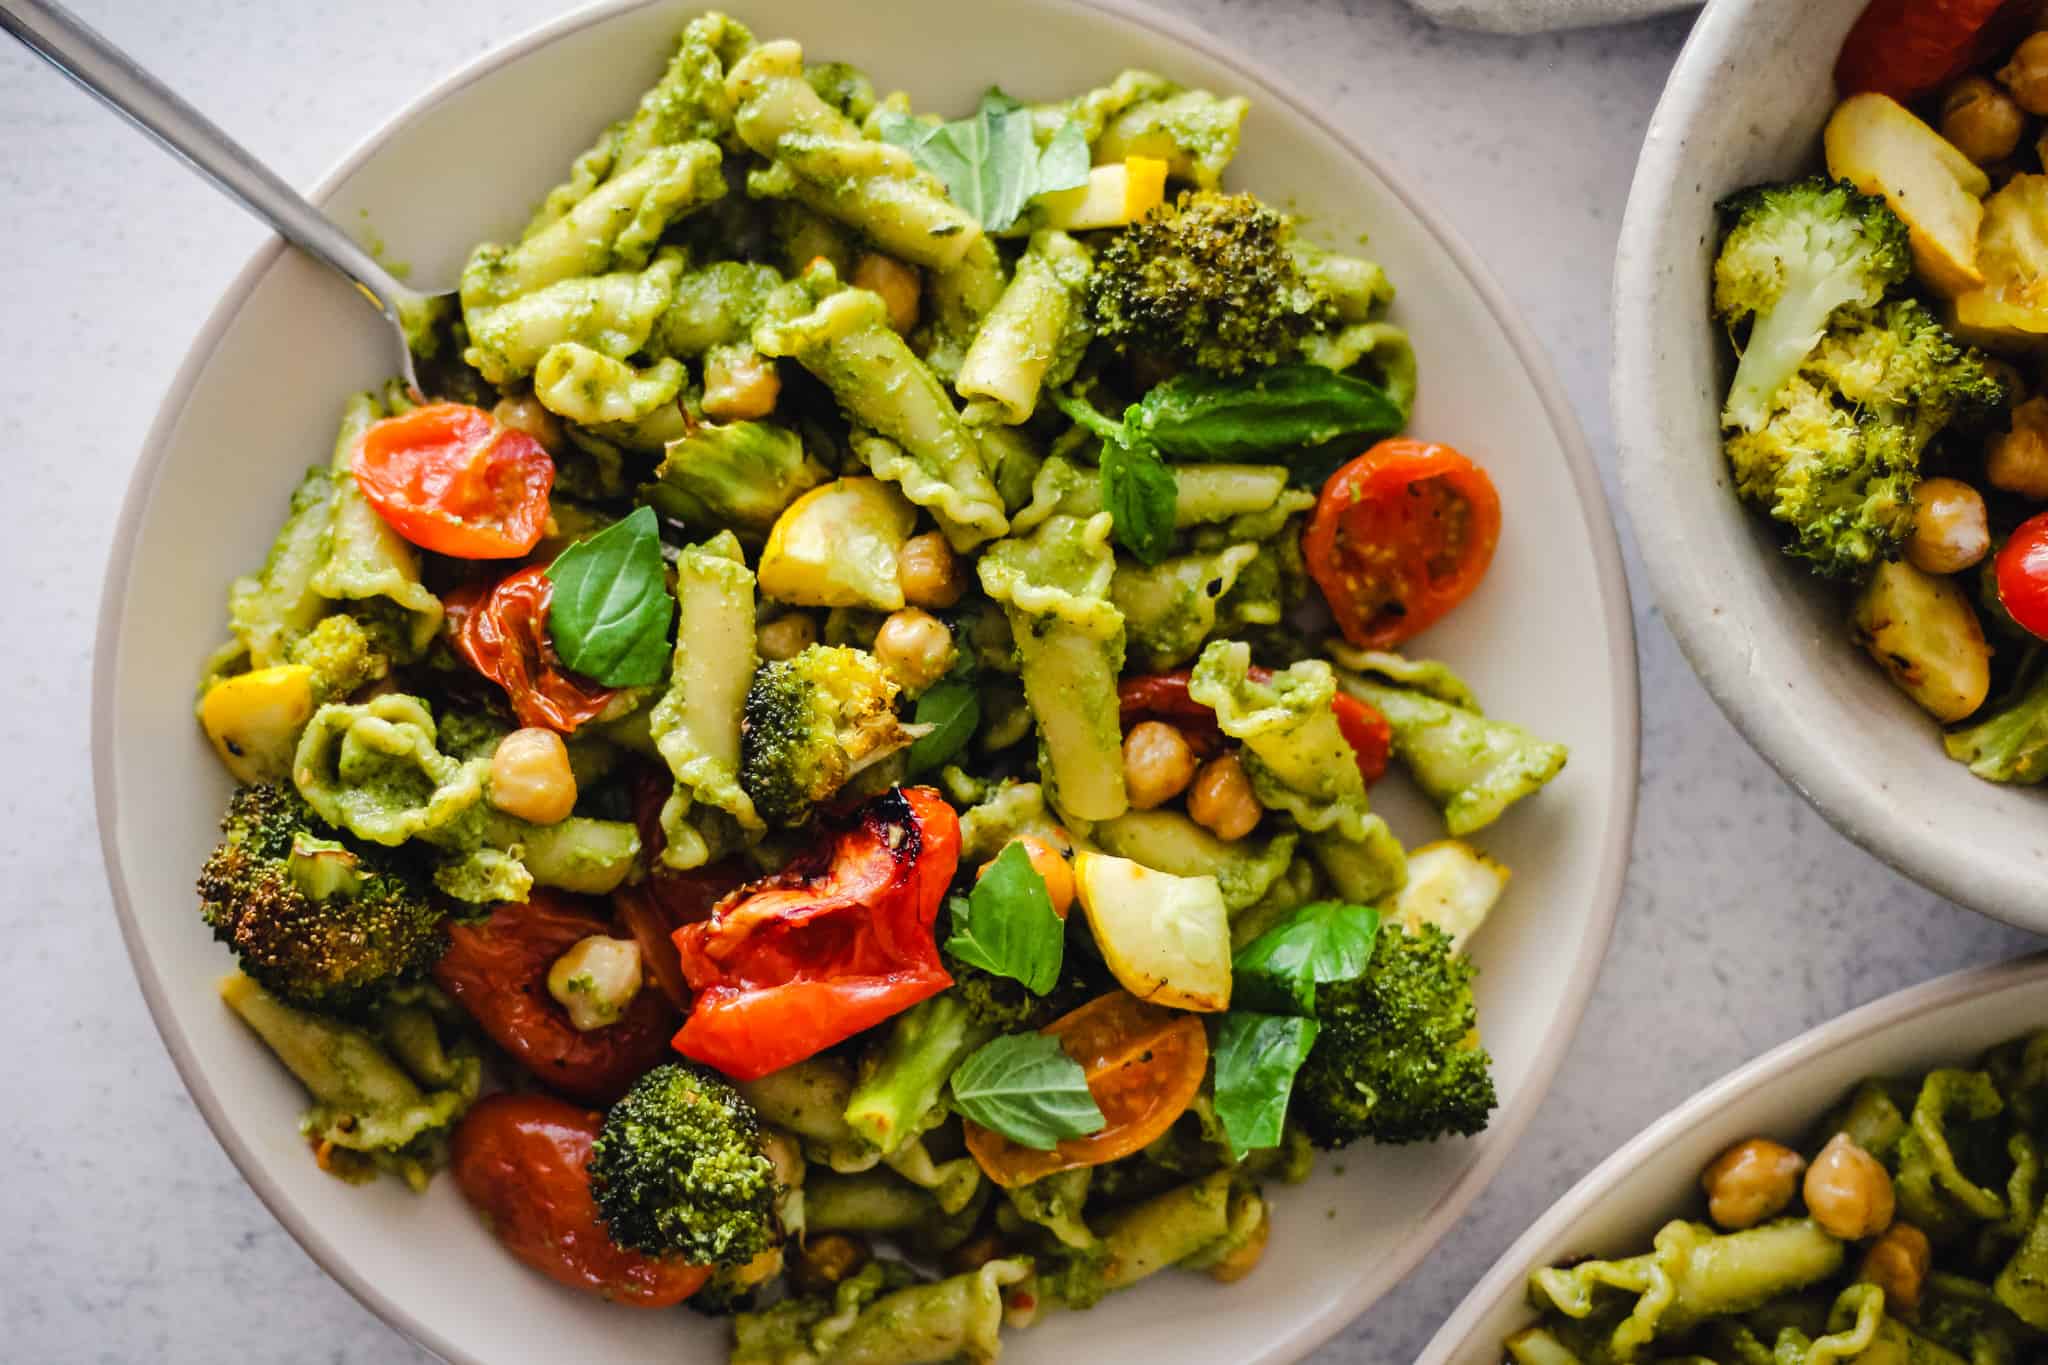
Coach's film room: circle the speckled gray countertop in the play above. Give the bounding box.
[3,1,2036,1361]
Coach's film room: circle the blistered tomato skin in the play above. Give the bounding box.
[1834,0,2019,102]
[450,1093,709,1307]
[353,402,554,558]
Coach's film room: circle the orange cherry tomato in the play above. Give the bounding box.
[353,402,553,558]
[1836,0,2024,101]
[433,891,680,1106]
[963,991,1208,1188]
[1116,669,1391,785]
[450,1093,709,1307]
[445,566,619,733]
[1304,438,1501,650]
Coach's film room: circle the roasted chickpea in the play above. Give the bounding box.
[977,833,1077,916]
[897,531,967,608]
[1188,752,1262,841]
[1858,1221,1931,1313]
[702,345,781,421]
[544,934,642,1031]
[1205,1195,1272,1284]
[874,607,955,691]
[492,394,565,453]
[1989,397,2048,499]
[757,613,819,662]
[1804,1133,1896,1241]
[792,1233,870,1294]
[489,726,577,825]
[1700,1138,1806,1230]
[2003,33,2048,115]
[1906,477,1992,575]
[1943,75,2027,162]
[1123,721,1197,810]
[852,252,922,334]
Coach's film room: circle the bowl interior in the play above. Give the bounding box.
[1418,956,2048,1364]
[94,1,1636,1361]
[1613,0,2048,927]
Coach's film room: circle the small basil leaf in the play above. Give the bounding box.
[1127,364,1406,474]
[1100,434,1178,565]
[908,677,980,774]
[1036,120,1091,195]
[1212,1011,1320,1160]
[1232,900,1381,1015]
[877,88,1091,232]
[543,505,673,686]
[945,840,1064,993]
[951,1032,1105,1150]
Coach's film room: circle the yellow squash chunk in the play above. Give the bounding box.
[198,664,315,783]
[1951,174,2048,344]
[1825,92,1988,297]
[1074,851,1231,1012]
[1391,841,1509,955]
[1036,157,1169,232]
[1850,561,1990,724]
[757,477,916,610]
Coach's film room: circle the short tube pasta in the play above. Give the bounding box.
[957,230,1092,425]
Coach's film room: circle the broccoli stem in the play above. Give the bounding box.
[842,994,995,1154]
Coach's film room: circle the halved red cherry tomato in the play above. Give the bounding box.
[450,1093,709,1307]
[1997,512,2048,640]
[433,891,679,1106]
[354,401,553,558]
[672,787,960,1081]
[1836,0,2024,102]
[1305,439,1501,650]
[445,566,618,733]
[963,991,1207,1188]
[1116,669,1391,784]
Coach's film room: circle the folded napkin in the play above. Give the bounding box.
[1405,0,1696,34]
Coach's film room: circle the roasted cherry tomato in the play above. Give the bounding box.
[1305,438,1502,650]
[1997,512,2048,640]
[1836,0,2025,101]
[963,991,1208,1188]
[450,1093,709,1307]
[433,891,679,1106]
[354,401,553,558]
[1116,669,1392,784]
[673,787,960,1081]
[445,565,619,733]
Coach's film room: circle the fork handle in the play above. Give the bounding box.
[0,0,417,320]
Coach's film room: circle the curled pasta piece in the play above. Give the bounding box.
[464,249,685,385]
[532,346,685,426]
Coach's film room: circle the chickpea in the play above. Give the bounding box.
[757,613,819,662]
[1989,396,2048,499]
[1943,75,2027,162]
[1188,752,1262,841]
[545,934,642,1031]
[853,252,922,334]
[897,531,967,608]
[945,1232,1006,1276]
[874,607,955,691]
[2002,33,2048,115]
[792,1233,870,1294]
[489,727,577,825]
[759,1129,805,1191]
[977,833,1077,916]
[1906,477,1992,575]
[1804,1133,1896,1241]
[1700,1137,1806,1230]
[1858,1221,1931,1313]
[702,345,781,421]
[492,394,565,453]
[1123,721,1198,810]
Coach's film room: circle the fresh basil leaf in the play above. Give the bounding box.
[951,1032,1105,1150]
[945,840,1065,993]
[1212,1011,1320,1160]
[877,89,1090,232]
[1127,364,1406,473]
[543,505,673,686]
[1233,901,1381,1015]
[1100,433,1178,565]
[908,677,980,774]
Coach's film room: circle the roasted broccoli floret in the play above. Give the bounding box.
[588,1062,781,1267]
[197,783,449,1015]
[1087,190,1335,376]
[1292,921,1495,1148]
[284,612,389,701]
[842,993,991,1155]
[1714,176,1910,433]
[738,645,913,826]
[643,420,830,540]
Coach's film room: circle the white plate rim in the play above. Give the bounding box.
[1416,950,2048,1365]
[88,2,1642,1360]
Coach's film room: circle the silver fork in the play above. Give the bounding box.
[1,0,448,398]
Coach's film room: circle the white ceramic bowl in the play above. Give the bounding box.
[1417,953,2048,1365]
[91,2,1638,1361]
[1613,0,2048,928]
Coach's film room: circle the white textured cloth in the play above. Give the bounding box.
[1406,0,1697,34]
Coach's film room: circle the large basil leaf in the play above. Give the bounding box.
[1128,365,1405,470]
[1099,433,1177,566]
[945,840,1065,993]
[951,1032,1105,1150]
[1212,1011,1320,1159]
[543,505,673,686]
[1233,900,1381,1015]
[876,90,1090,233]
